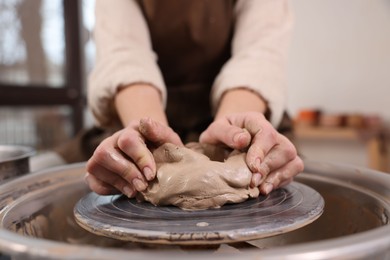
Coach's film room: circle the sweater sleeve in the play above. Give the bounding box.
[88,0,166,128]
[211,0,293,127]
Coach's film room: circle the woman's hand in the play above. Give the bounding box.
[199,112,303,195]
[85,117,183,198]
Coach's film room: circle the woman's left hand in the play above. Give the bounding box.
[199,112,304,195]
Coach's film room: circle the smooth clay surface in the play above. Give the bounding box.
[138,143,259,211]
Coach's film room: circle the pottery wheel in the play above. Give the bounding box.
[74,182,324,245]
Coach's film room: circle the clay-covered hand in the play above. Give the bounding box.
[85,118,183,198]
[199,112,304,195]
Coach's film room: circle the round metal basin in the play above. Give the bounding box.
[0,145,35,184]
[0,160,389,259]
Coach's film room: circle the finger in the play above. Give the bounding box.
[199,120,251,149]
[84,172,121,196]
[87,135,149,191]
[259,156,304,195]
[86,161,139,197]
[139,117,183,146]
[250,135,297,185]
[116,129,157,183]
[245,125,278,173]
[279,177,293,187]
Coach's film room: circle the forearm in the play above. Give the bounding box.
[211,0,292,127]
[115,84,168,127]
[215,88,268,120]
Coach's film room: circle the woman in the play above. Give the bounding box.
[85,0,303,198]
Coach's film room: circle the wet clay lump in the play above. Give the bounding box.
[138,143,259,210]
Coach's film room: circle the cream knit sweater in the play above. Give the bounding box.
[88,0,293,128]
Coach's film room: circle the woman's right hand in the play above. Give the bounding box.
[85,117,183,198]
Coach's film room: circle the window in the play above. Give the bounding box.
[0,0,84,150]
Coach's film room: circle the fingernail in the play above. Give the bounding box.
[84,173,90,184]
[251,173,261,187]
[143,167,155,181]
[233,131,245,144]
[255,158,261,171]
[133,178,147,191]
[263,183,274,195]
[108,152,121,162]
[199,132,205,142]
[123,186,135,198]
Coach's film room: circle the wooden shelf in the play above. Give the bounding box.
[293,126,389,173]
[293,126,379,141]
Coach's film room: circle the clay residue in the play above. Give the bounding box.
[138,143,259,211]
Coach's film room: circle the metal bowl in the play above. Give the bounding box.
[0,160,389,259]
[0,145,35,184]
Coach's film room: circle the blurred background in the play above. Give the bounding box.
[0,0,389,172]
[0,0,93,150]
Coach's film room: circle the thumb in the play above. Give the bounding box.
[139,117,183,146]
[200,121,251,150]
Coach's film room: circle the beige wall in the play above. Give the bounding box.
[287,0,390,125]
[287,0,390,171]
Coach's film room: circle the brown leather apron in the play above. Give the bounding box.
[136,0,236,141]
[57,0,292,163]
